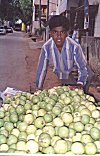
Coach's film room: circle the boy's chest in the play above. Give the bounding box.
[48,47,74,65]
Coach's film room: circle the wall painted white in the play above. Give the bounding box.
[94,4,100,37]
[89,0,100,5]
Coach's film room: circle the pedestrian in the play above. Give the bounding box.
[72,24,79,42]
[36,15,89,93]
[27,25,30,33]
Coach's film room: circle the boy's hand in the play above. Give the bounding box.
[69,84,83,90]
[76,84,83,89]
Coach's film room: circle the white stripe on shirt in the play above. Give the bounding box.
[51,40,57,72]
[38,46,48,88]
[66,39,71,70]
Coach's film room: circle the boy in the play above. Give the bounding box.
[36,15,88,92]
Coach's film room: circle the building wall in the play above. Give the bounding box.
[94,4,100,37]
[89,0,100,5]
[34,0,57,15]
[56,0,78,15]
[32,0,57,34]
[58,0,68,14]
[34,0,47,5]
[81,36,100,74]
[32,0,100,38]
[49,0,57,15]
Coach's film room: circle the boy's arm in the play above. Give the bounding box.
[36,48,48,90]
[74,45,88,86]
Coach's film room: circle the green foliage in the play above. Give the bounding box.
[0,0,32,24]
[20,0,33,24]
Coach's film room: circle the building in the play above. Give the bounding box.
[32,0,58,34]
[56,0,100,38]
[32,0,100,38]
[93,0,100,37]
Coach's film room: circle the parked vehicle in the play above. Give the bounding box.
[4,26,13,33]
[14,23,22,31]
[0,26,6,35]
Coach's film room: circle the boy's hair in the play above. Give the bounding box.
[48,15,70,31]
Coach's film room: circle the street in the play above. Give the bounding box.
[0,30,63,93]
[0,31,38,93]
[0,31,100,101]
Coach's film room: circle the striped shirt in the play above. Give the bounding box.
[36,37,88,89]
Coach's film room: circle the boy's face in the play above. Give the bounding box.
[50,26,68,50]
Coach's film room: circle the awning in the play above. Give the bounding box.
[34,0,47,5]
[88,0,99,5]
[59,0,68,14]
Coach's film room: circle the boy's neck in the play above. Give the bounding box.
[57,47,62,53]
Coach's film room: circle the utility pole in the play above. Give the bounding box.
[39,0,41,28]
[47,0,49,21]
[84,0,89,63]
[46,0,49,41]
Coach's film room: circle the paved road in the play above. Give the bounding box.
[0,31,37,92]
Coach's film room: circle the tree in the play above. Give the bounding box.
[0,0,13,21]
[20,0,33,25]
[0,0,33,25]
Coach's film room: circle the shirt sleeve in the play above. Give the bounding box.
[74,44,88,85]
[36,47,48,90]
